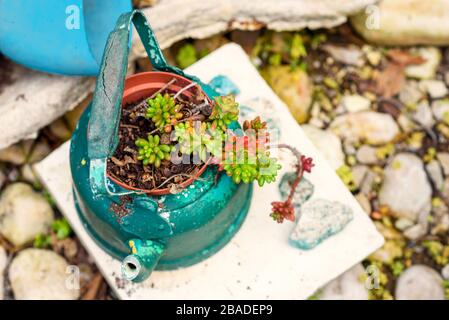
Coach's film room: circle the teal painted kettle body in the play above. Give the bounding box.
[69,10,252,282]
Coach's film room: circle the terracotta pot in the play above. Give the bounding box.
[107,71,211,195]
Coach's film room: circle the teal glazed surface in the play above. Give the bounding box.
[70,105,253,270]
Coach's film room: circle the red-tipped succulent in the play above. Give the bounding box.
[270,148,314,223]
[301,155,314,173]
[270,201,295,223]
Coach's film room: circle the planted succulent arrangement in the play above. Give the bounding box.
[106,79,314,223]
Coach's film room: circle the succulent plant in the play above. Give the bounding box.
[270,201,295,223]
[222,149,281,186]
[174,121,225,161]
[243,116,267,131]
[209,95,239,131]
[145,93,183,132]
[136,134,172,167]
[255,153,281,186]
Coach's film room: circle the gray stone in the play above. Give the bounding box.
[48,118,72,141]
[355,193,371,214]
[397,114,417,133]
[426,160,444,191]
[9,249,79,300]
[342,94,371,113]
[431,212,449,235]
[437,152,449,176]
[396,265,445,300]
[370,240,403,265]
[351,165,369,189]
[432,99,449,123]
[356,145,378,165]
[360,168,377,197]
[0,142,29,165]
[0,139,51,166]
[363,46,382,66]
[379,153,432,222]
[343,139,357,155]
[320,264,368,300]
[0,183,54,246]
[262,66,312,123]
[330,111,400,145]
[134,0,378,54]
[351,1,449,46]
[20,164,39,185]
[290,199,353,250]
[399,81,424,106]
[322,45,364,67]
[403,223,428,241]
[443,179,449,204]
[27,141,52,164]
[405,48,442,80]
[441,264,449,280]
[0,60,94,150]
[302,125,345,170]
[413,101,435,128]
[394,218,415,231]
[419,80,448,99]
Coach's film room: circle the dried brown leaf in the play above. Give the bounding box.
[374,62,405,98]
[386,49,426,66]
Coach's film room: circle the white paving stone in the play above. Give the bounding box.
[34,44,383,299]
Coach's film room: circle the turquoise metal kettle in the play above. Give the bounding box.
[70,10,253,282]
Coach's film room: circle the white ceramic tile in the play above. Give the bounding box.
[34,43,384,300]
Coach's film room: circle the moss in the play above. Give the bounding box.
[436,123,449,139]
[407,131,424,149]
[375,143,395,160]
[432,197,444,208]
[307,289,322,300]
[323,77,339,90]
[51,218,72,240]
[268,53,282,66]
[337,165,356,192]
[423,147,437,163]
[422,240,449,266]
[176,43,198,69]
[443,280,449,300]
[389,260,405,277]
[443,111,449,126]
[33,233,52,248]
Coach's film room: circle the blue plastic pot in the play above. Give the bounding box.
[0,0,132,75]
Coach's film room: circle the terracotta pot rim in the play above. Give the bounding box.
[107,71,212,196]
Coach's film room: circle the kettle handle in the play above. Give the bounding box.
[87,9,214,160]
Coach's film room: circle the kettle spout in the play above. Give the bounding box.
[121,239,166,282]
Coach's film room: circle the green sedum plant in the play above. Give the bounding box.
[130,88,314,223]
[174,121,225,161]
[136,134,172,167]
[145,93,183,132]
[209,95,239,131]
[221,134,281,187]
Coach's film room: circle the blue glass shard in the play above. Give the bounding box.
[289,199,354,250]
